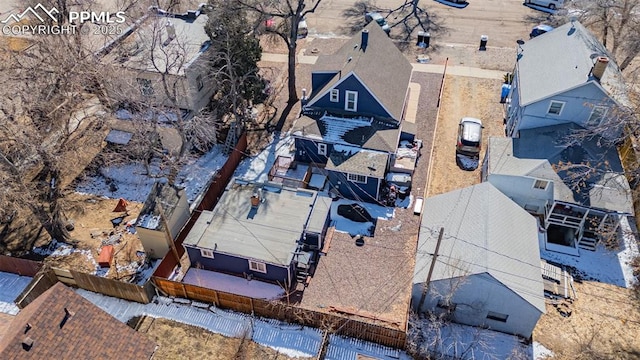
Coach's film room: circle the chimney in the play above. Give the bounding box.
[361,29,369,51]
[250,192,260,208]
[22,337,34,351]
[592,56,609,80]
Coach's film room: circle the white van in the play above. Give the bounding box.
[525,0,564,10]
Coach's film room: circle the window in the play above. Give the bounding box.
[318,143,327,156]
[200,249,214,259]
[547,100,564,115]
[533,179,549,190]
[486,311,509,322]
[137,78,154,96]
[347,173,367,184]
[345,91,358,112]
[587,105,608,126]
[196,74,204,91]
[330,89,339,102]
[249,260,267,273]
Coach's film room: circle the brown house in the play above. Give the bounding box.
[0,283,156,359]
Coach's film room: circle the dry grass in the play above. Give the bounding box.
[134,316,313,360]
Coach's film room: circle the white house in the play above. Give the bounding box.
[505,20,629,138]
[482,125,633,255]
[412,182,545,339]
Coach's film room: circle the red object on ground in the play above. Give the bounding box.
[98,245,114,268]
[113,198,128,212]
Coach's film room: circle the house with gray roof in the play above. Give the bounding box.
[505,20,629,138]
[182,180,331,288]
[292,22,415,203]
[482,124,632,255]
[412,182,545,339]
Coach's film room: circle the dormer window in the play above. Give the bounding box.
[345,91,358,112]
[330,89,339,102]
[587,105,608,126]
[547,100,564,116]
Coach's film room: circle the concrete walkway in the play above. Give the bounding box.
[261,52,506,80]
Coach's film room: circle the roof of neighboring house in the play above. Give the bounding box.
[517,21,628,107]
[291,114,399,153]
[415,182,545,313]
[0,282,156,359]
[137,181,187,231]
[325,145,388,179]
[307,22,413,120]
[487,123,633,213]
[183,182,330,266]
[102,8,210,75]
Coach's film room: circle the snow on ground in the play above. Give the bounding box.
[330,198,394,237]
[182,268,284,300]
[233,132,294,182]
[75,145,227,204]
[325,334,412,360]
[78,289,322,357]
[540,216,640,288]
[410,320,532,360]
[533,341,554,360]
[0,272,32,315]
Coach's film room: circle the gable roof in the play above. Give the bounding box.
[0,282,156,359]
[415,183,545,313]
[487,124,633,213]
[183,182,329,266]
[291,114,399,153]
[516,21,628,107]
[307,23,413,120]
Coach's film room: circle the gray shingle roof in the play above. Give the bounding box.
[517,21,628,107]
[487,124,633,213]
[183,183,326,266]
[325,145,388,178]
[291,114,399,153]
[415,183,545,313]
[308,22,413,120]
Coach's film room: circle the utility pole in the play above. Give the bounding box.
[417,227,444,311]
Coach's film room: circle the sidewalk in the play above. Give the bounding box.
[261,52,506,80]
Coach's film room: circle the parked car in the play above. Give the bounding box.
[530,24,554,38]
[456,117,483,156]
[298,18,308,38]
[365,12,390,34]
[524,0,564,10]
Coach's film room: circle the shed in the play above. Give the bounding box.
[98,245,114,268]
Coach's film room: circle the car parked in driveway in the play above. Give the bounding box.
[365,12,390,34]
[530,24,554,38]
[456,117,483,156]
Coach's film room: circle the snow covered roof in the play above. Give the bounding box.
[183,182,327,266]
[416,182,545,313]
[292,114,399,153]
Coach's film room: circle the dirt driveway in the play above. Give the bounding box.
[426,74,505,197]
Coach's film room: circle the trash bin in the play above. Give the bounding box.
[417,31,431,48]
[479,35,488,51]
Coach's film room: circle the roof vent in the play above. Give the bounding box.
[592,56,609,80]
[59,307,74,329]
[22,337,34,351]
[24,323,32,334]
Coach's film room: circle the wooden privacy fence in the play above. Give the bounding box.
[0,254,42,276]
[619,134,640,223]
[14,268,58,308]
[55,267,154,303]
[153,277,407,349]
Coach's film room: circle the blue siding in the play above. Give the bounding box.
[185,246,291,284]
[295,137,331,164]
[312,72,337,93]
[327,171,380,203]
[310,75,392,119]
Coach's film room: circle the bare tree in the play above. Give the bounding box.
[236,0,323,104]
[575,0,640,71]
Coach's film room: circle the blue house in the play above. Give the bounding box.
[505,21,630,138]
[292,22,414,203]
[182,180,331,288]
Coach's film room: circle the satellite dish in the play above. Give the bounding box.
[516,39,525,45]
